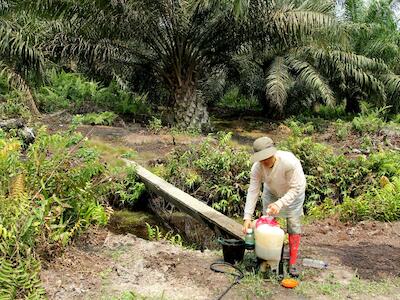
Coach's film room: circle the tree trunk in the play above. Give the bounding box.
[172,83,210,131]
[345,90,362,114]
[26,91,41,116]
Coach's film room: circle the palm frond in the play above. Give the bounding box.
[298,0,335,14]
[270,8,335,43]
[0,62,40,115]
[287,57,335,105]
[0,23,44,74]
[380,73,400,96]
[265,56,290,110]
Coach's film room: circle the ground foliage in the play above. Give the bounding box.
[159,113,400,222]
[36,70,150,117]
[0,128,144,299]
[156,132,251,217]
[281,112,400,222]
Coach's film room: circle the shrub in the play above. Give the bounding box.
[72,111,118,126]
[279,136,383,206]
[0,127,143,297]
[36,70,99,112]
[338,177,400,222]
[333,119,351,140]
[351,104,388,133]
[216,87,260,111]
[284,119,315,136]
[314,104,347,120]
[284,136,400,221]
[36,70,151,116]
[160,132,252,217]
[0,91,30,119]
[94,82,151,116]
[148,116,163,133]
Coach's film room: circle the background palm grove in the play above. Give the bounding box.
[1,0,400,299]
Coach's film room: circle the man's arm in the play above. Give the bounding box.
[243,163,262,220]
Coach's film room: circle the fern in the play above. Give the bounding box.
[9,173,25,199]
[0,257,46,300]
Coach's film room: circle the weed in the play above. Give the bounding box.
[112,167,146,209]
[351,103,388,134]
[314,104,347,120]
[284,118,315,136]
[36,70,152,117]
[145,223,184,247]
[0,91,30,119]
[161,132,252,217]
[333,119,351,140]
[0,128,143,297]
[296,272,400,299]
[72,111,118,126]
[216,87,260,111]
[148,117,163,134]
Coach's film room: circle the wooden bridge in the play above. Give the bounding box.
[124,159,243,240]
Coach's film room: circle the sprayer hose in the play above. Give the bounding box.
[210,262,244,300]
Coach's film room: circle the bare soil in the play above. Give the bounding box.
[302,218,400,280]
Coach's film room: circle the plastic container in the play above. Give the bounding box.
[302,258,328,269]
[244,228,255,250]
[254,216,284,271]
[217,237,245,264]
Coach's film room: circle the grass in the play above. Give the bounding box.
[86,138,136,168]
[239,271,277,298]
[296,271,400,299]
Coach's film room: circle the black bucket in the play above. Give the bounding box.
[218,237,245,264]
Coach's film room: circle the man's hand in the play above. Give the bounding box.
[267,202,280,215]
[242,219,252,234]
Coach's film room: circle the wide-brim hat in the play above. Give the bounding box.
[250,136,277,163]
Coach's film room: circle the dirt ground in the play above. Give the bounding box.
[39,117,400,299]
[40,220,400,300]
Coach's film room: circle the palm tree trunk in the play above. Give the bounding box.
[345,89,362,114]
[172,83,210,131]
[26,90,41,116]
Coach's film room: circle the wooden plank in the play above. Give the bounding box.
[124,159,243,240]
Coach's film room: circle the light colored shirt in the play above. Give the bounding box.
[243,150,306,220]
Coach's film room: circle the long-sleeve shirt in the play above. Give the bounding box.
[243,150,306,220]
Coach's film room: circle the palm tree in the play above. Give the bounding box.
[339,0,400,112]
[0,2,47,116]
[36,0,243,130]
[232,0,400,116]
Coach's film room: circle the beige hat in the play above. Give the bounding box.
[250,137,277,163]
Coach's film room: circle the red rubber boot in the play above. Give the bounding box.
[288,234,301,277]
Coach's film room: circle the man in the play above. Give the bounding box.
[242,136,306,277]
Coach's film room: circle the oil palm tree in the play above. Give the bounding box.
[0,1,48,116]
[36,0,244,130]
[233,0,400,116]
[338,0,400,112]
[37,0,354,128]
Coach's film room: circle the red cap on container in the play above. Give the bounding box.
[256,216,279,228]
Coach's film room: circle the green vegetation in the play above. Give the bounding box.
[145,223,184,247]
[1,0,400,297]
[279,119,400,221]
[216,87,261,111]
[0,128,144,298]
[36,71,150,117]
[157,132,251,217]
[296,272,400,299]
[157,111,400,222]
[72,111,118,126]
